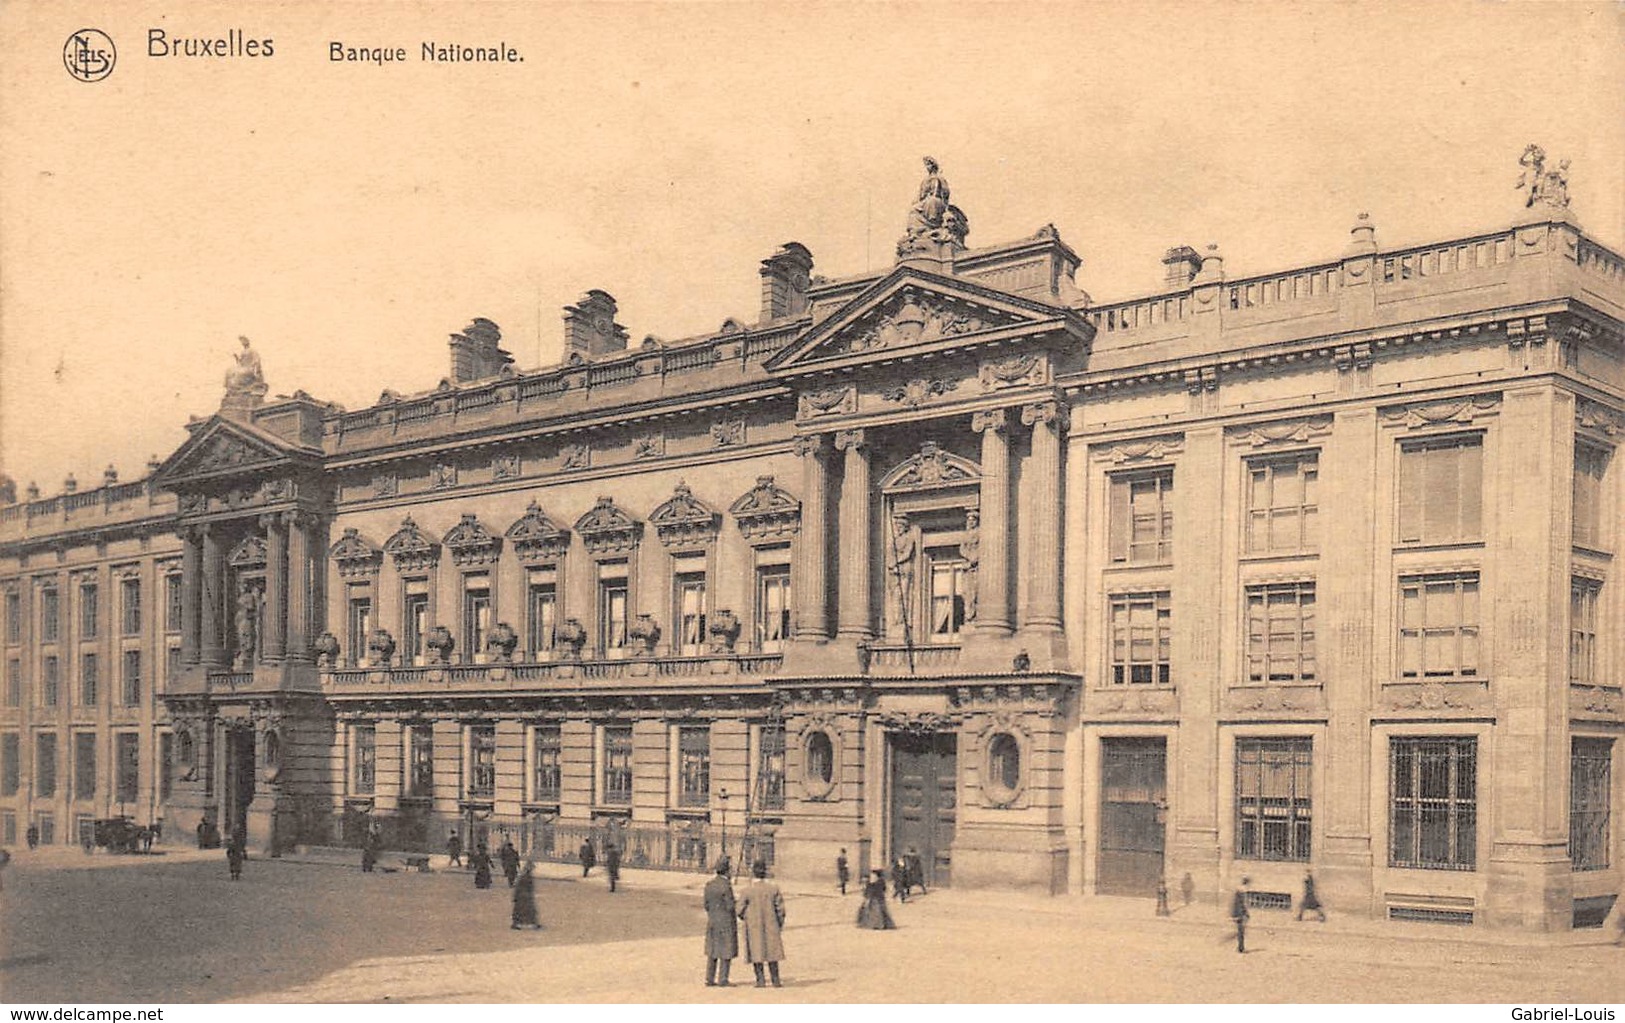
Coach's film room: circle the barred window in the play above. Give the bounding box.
[1570,578,1602,686]
[80,583,99,639]
[80,653,98,707]
[352,724,376,796]
[757,720,786,811]
[406,725,434,798]
[1109,591,1171,685]
[1236,738,1312,861]
[74,732,97,801]
[120,578,141,636]
[1245,453,1319,553]
[1398,574,1479,681]
[532,725,561,802]
[677,725,710,807]
[1109,469,1174,563]
[36,732,58,797]
[41,655,59,707]
[1245,582,1316,684]
[1397,435,1482,544]
[1,733,19,796]
[115,733,139,806]
[1573,444,1610,551]
[467,725,496,799]
[1389,736,1477,870]
[1570,738,1612,871]
[602,725,633,805]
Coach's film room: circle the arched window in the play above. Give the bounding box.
[804,730,835,795]
[987,733,1021,801]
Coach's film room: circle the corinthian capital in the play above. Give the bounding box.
[1021,400,1064,429]
[971,408,1008,435]
[792,434,826,458]
[834,428,867,452]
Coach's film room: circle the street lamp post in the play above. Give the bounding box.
[718,787,729,872]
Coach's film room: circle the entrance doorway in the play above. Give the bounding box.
[1097,737,1167,896]
[889,732,956,888]
[223,727,256,846]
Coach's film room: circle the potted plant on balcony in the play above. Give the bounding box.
[367,628,397,666]
[628,614,661,657]
[555,618,587,659]
[707,609,741,654]
[313,631,341,668]
[425,625,455,665]
[486,621,519,663]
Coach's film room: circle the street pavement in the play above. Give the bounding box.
[0,844,1621,1004]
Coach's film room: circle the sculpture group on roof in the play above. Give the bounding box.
[898,156,970,258]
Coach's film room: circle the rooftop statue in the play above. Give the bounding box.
[1516,144,1570,211]
[221,335,268,413]
[898,156,970,259]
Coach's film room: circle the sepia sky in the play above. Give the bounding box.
[1,0,1621,491]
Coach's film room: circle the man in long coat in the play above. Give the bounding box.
[703,857,738,986]
[1231,876,1251,953]
[579,837,596,877]
[736,860,785,988]
[499,838,521,887]
[605,843,622,893]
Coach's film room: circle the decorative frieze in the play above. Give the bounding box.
[829,289,997,354]
[650,482,719,548]
[429,463,458,490]
[328,527,383,578]
[798,385,857,418]
[1378,393,1501,430]
[631,432,665,460]
[1569,684,1623,718]
[384,516,440,571]
[1093,434,1183,465]
[492,453,521,480]
[505,502,570,563]
[1381,681,1489,712]
[979,352,1048,390]
[710,419,746,448]
[1228,415,1333,449]
[442,514,502,566]
[560,443,590,470]
[728,475,801,542]
[1090,688,1177,716]
[1223,686,1324,715]
[882,377,960,408]
[371,474,398,499]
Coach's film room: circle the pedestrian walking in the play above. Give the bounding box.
[1230,876,1251,953]
[446,829,463,868]
[226,840,245,882]
[857,869,896,930]
[904,846,927,896]
[1155,876,1170,916]
[471,842,494,889]
[891,855,910,904]
[1296,870,1326,922]
[703,857,738,987]
[737,860,786,988]
[499,838,520,887]
[1180,872,1195,907]
[0,847,11,892]
[836,848,850,895]
[361,838,377,873]
[579,837,596,878]
[511,861,542,930]
[26,824,39,850]
[605,843,622,893]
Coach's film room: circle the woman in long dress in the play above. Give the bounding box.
[511,861,541,929]
[472,842,494,889]
[857,869,896,929]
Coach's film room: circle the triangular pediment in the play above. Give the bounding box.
[154,416,308,486]
[764,266,1071,373]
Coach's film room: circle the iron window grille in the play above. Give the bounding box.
[1389,736,1477,870]
[165,575,183,633]
[532,726,561,802]
[120,578,141,636]
[40,588,59,643]
[115,733,139,805]
[41,655,59,707]
[121,649,141,707]
[352,724,376,796]
[1,733,19,795]
[468,726,496,799]
[677,726,710,807]
[80,653,97,707]
[1245,453,1319,554]
[74,732,97,800]
[407,726,434,798]
[35,733,57,797]
[757,721,786,810]
[80,584,99,639]
[1235,737,1312,861]
[1569,737,1612,871]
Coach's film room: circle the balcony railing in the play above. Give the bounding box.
[323,652,783,688]
[866,644,960,673]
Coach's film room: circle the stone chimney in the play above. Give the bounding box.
[563,290,629,360]
[63,474,78,495]
[759,242,814,321]
[102,465,118,486]
[448,317,514,384]
[1161,246,1202,288]
[1193,243,1226,285]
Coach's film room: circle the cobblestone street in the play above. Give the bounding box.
[1,849,1621,1004]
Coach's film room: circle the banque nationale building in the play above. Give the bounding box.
[3,153,1623,933]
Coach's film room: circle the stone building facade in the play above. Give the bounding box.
[3,154,1623,932]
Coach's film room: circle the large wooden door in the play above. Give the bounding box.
[223,727,255,846]
[890,732,956,887]
[1097,737,1166,896]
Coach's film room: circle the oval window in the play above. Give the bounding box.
[987,733,1021,798]
[805,730,834,791]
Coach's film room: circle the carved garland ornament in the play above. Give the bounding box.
[632,432,665,460]
[882,377,960,408]
[575,497,640,555]
[980,352,1048,390]
[1576,398,1625,438]
[492,453,521,480]
[560,443,590,470]
[799,385,857,418]
[710,420,746,447]
[1231,416,1333,449]
[384,516,440,571]
[1378,394,1501,430]
[1097,435,1183,465]
[227,535,268,569]
[728,475,801,541]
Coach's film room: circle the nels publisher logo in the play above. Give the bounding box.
[64,28,116,82]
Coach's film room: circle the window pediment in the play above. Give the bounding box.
[650,483,718,548]
[384,516,440,571]
[505,502,570,563]
[329,527,383,577]
[729,475,801,541]
[227,535,267,569]
[442,514,501,566]
[881,441,980,492]
[575,497,641,555]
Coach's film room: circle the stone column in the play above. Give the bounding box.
[792,434,830,641]
[835,429,873,641]
[262,514,287,661]
[1020,401,1064,633]
[285,511,312,662]
[200,525,227,667]
[180,527,202,665]
[972,408,1013,635]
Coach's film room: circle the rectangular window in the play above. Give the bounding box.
[41,655,59,707]
[80,583,99,639]
[527,577,557,660]
[0,810,13,845]
[1397,435,1483,544]
[80,653,98,707]
[1389,736,1477,870]
[927,551,968,643]
[468,725,496,799]
[115,733,139,806]
[602,725,633,805]
[1235,737,1313,862]
[1244,582,1317,684]
[463,579,491,663]
[4,591,19,644]
[36,732,58,798]
[165,574,183,633]
[5,659,18,707]
[166,646,179,683]
[74,733,97,800]
[532,725,561,802]
[1109,591,1171,685]
[159,733,173,803]
[41,587,59,643]
[1398,574,1480,681]
[121,578,141,636]
[403,585,429,665]
[347,595,373,667]
[1573,444,1609,550]
[675,569,708,657]
[352,724,376,796]
[1571,578,1602,685]
[755,565,791,653]
[1,733,19,796]
[757,720,786,811]
[407,725,434,798]
[121,649,141,706]
[1109,469,1174,563]
[1570,738,1611,871]
[599,573,629,657]
[677,725,710,806]
[1245,453,1319,553]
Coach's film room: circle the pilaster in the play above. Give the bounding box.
[835,429,872,641]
